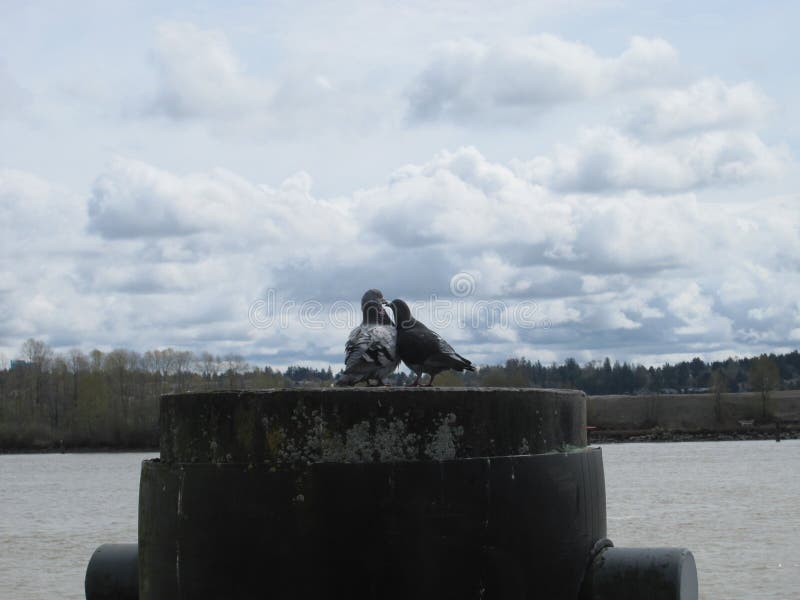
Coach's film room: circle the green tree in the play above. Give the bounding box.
[560,358,581,388]
[634,365,650,392]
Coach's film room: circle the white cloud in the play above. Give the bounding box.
[3,144,799,367]
[145,22,380,136]
[0,169,103,348]
[363,146,574,251]
[623,78,773,138]
[668,282,727,336]
[406,35,681,122]
[86,157,360,252]
[513,127,788,193]
[88,158,206,238]
[567,192,700,271]
[0,168,86,250]
[1,148,768,362]
[149,22,272,121]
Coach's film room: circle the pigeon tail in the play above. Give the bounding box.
[440,353,475,372]
[453,353,475,371]
[461,362,477,372]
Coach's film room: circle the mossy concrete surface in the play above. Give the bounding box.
[159,387,586,465]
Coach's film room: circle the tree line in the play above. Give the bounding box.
[1,338,796,449]
[466,352,796,396]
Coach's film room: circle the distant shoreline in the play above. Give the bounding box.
[4,430,800,454]
[590,428,800,444]
[0,446,158,455]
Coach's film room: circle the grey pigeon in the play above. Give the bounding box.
[335,289,399,386]
[389,298,475,386]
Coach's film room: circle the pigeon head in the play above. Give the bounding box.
[362,299,388,325]
[389,299,414,329]
[361,289,386,307]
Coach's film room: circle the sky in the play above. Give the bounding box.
[1,0,799,370]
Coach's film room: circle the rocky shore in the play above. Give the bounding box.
[589,426,800,444]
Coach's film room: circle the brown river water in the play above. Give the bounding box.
[1,440,798,599]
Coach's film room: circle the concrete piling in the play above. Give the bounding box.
[86,387,698,599]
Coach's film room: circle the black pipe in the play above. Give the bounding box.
[581,546,698,600]
[85,543,138,600]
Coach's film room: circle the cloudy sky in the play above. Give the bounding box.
[1,1,799,369]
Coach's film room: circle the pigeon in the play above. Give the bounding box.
[389,298,475,386]
[359,288,394,326]
[335,289,399,386]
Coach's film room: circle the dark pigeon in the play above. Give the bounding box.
[389,298,475,386]
[335,289,399,386]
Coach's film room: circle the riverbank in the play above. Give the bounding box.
[0,446,158,454]
[587,389,800,443]
[3,389,800,451]
[589,427,800,444]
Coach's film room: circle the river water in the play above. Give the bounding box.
[1,441,798,599]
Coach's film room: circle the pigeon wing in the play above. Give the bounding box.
[343,326,364,367]
[398,322,440,362]
[411,322,474,372]
[369,325,398,367]
[344,325,397,373]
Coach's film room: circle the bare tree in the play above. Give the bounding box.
[89,349,104,372]
[48,355,70,429]
[66,350,89,429]
[20,338,53,367]
[748,355,780,418]
[19,338,53,407]
[223,354,248,388]
[194,351,214,374]
[174,350,194,390]
[710,369,727,423]
[141,350,158,374]
[104,349,140,432]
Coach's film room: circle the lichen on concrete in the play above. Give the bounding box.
[258,404,460,465]
[372,418,419,462]
[340,421,374,462]
[423,412,463,461]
